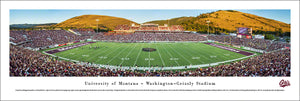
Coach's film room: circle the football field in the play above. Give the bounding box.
[52,42,251,67]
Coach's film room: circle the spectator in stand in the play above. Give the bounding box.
[10,45,290,77]
[207,35,289,52]
[9,28,290,77]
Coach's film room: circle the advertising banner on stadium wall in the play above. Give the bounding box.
[73,41,80,43]
[246,35,252,39]
[232,45,240,48]
[242,46,265,53]
[254,35,265,39]
[237,34,242,38]
[229,33,237,36]
[207,40,214,42]
[58,43,67,46]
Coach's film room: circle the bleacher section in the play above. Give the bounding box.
[10,29,289,52]
[114,24,185,33]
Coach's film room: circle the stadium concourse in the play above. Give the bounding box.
[9,27,290,77]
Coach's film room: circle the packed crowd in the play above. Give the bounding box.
[10,29,289,53]
[10,45,97,76]
[158,26,169,31]
[10,45,290,77]
[9,29,291,77]
[24,30,89,48]
[10,30,28,43]
[207,35,289,52]
[115,25,131,30]
[140,27,159,31]
[170,25,184,31]
[92,32,208,42]
[71,29,96,36]
[199,49,290,77]
[10,29,202,49]
[114,25,184,31]
[10,30,88,48]
[10,29,289,52]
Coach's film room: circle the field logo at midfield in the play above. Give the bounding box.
[145,58,154,61]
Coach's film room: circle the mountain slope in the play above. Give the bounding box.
[10,23,57,29]
[146,10,290,33]
[53,15,139,29]
[144,17,194,26]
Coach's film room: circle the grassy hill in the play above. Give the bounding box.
[52,10,290,35]
[145,17,194,26]
[53,15,139,30]
[146,10,290,34]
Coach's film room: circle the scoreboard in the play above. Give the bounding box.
[237,27,253,39]
[237,27,252,35]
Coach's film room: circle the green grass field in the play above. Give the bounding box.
[53,42,248,67]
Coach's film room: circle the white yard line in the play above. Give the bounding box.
[86,43,121,62]
[203,43,243,61]
[65,43,91,60]
[55,42,96,60]
[119,43,138,65]
[188,43,225,63]
[156,44,166,66]
[45,50,256,70]
[94,44,125,63]
[175,43,205,64]
[45,42,259,70]
[107,43,134,64]
[46,41,260,70]
[161,44,180,66]
[167,44,193,64]
[183,43,213,63]
[133,43,143,67]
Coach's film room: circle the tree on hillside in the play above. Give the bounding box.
[275,28,283,37]
[285,38,290,43]
[265,34,275,40]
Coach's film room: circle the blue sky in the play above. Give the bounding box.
[10,9,290,24]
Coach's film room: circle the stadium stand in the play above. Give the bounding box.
[10,45,290,77]
[10,30,89,48]
[70,29,96,36]
[9,28,290,77]
[207,35,289,52]
[10,30,28,44]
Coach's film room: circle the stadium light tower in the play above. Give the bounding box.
[206,20,210,35]
[96,19,99,33]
